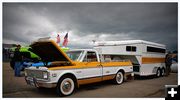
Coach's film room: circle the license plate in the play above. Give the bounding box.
[26,77,35,86]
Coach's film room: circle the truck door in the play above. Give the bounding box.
[79,51,102,84]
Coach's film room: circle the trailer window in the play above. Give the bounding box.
[126,46,136,52]
[147,46,165,53]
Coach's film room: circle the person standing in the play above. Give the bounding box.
[165,53,172,76]
[13,45,23,77]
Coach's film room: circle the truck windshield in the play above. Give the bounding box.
[66,51,83,61]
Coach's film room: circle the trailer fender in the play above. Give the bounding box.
[152,67,159,74]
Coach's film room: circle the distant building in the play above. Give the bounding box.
[3,43,16,61]
[3,43,16,49]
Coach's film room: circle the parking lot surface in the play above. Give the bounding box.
[3,62,177,98]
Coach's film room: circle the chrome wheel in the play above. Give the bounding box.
[115,71,124,84]
[60,78,74,96]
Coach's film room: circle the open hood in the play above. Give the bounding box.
[30,40,73,65]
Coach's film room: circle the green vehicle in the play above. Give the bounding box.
[10,46,40,69]
[10,46,69,69]
[10,46,39,58]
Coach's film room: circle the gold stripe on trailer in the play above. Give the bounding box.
[101,61,132,67]
[142,57,165,64]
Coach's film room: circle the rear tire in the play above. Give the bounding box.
[56,76,75,96]
[114,71,124,84]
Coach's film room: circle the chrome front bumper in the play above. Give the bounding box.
[25,77,57,88]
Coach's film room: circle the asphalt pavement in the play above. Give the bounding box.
[3,62,178,98]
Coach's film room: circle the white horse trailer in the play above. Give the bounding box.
[94,40,166,77]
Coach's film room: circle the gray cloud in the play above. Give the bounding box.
[3,3,177,51]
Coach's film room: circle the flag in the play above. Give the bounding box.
[63,33,68,47]
[56,34,60,44]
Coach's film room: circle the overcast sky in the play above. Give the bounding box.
[3,3,178,51]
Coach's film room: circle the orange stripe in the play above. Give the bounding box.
[102,75,115,81]
[142,57,165,64]
[78,77,101,85]
[77,74,115,85]
[48,61,132,70]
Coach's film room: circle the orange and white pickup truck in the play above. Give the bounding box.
[24,40,134,96]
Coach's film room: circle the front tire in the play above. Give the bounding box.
[56,77,75,96]
[114,71,124,84]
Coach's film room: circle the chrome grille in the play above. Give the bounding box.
[26,69,44,79]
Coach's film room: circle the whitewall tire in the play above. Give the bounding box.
[114,71,124,84]
[56,77,75,96]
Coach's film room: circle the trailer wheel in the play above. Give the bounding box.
[56,76,75,96]
[114,71,124,84]
[156,68,161,77]
[161,68,165,76]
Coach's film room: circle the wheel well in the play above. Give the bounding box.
[118,69,125,75]
[61,73,77,81]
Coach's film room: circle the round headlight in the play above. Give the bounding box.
[43,71,48,79]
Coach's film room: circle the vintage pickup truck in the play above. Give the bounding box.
[24,40,134,96]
